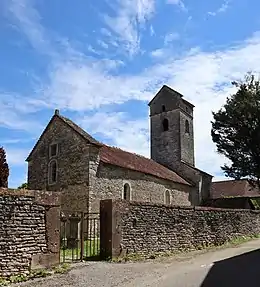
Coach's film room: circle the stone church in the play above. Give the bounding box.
[26,85,212,213]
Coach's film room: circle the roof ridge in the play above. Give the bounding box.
[104,145,150,160]
[100,145,190,185]
[212,179,248,183]
[58,114,102,146]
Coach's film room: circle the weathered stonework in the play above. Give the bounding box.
[149,85,213,206]
[149,86,195,167]
[27,113,192,214]
[27,116,90,212]
[89,147,192,213]
[0,188,60,277]
[27,116,90,190]
[27,84,213,215]
[100,199,260,258]
[150,110,181,166]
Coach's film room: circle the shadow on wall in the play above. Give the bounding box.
[200,249,260,287]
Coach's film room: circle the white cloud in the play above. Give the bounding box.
[164,32,179,45]
[45,32,260,179]
[4,0,260,182]
[166,0,186,10]
[97,39,109,49]
[80,112,149,156]
[5,147,29,166]
[150,48,167,58]
[150,25,155,36]
[208,0,230,17]
[103,0,155,56]
[5,0,55,56]
[0,94,43,132]
[1,138,33,144]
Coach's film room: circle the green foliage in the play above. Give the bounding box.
[30,269,52,278]
[9,273,28,283]
[0,264,71,285]
[0,277,9,286]
[0,147,9,188]
[211,73,260,186]
[250,198,260,209]
[60,239,100,261]
[17,182,28,189]
[52,263,71,274]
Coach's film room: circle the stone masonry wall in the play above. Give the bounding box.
[89,151,192,213]
[179,110,194,166]
[28,116,90,190]
[100,199,260,258]
[0,188,60,277]
[27,116,90,213]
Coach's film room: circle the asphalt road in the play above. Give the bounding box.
[14,238,260,287]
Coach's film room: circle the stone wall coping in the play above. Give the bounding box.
[111,199,260,213]
[0,188,61,206]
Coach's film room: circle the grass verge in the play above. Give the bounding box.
[0,263,71,286]
[60,239,100,262]
[111,233,260,263]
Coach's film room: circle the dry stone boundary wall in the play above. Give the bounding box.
[100,199,260,258]
[0,188,60,277]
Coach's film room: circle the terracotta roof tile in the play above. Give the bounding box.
[210,179,260,199]
[99,145,190,186]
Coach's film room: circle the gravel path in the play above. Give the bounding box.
[10,239,260,287]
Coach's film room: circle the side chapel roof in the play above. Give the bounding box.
[210,179,260,199]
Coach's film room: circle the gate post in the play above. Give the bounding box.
[80,212,84,261]
[67,214,81,249]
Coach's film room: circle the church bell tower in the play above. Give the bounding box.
[149,85,195,171]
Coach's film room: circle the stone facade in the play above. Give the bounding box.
[149,85,195,167]
[26,85,213,213]
[27,115,90,212]
[149,85,212,205]
[89,151,192,212]
[26,110,193,214]
[100,199,260,258]
[177,163,212,204]
[0,188,60,277]
[27,116,90,190]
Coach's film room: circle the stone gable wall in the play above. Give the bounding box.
[100,199,260,258]
[27,116,90,213]
[0,188,60,277]
[27,116,90,191]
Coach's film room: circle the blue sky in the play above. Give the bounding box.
[1,0,260,188]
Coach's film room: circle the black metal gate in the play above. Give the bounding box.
[60,211,100,263]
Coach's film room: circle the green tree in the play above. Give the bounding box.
[0,147,9,188]
[211,73,260,186]
[18,183,28,189]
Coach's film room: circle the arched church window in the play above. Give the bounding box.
[162,105,166,112]
[123,183,131,201]
[162,118,169,131]
[164,190,170,205]
[48,160,58,184]
[185,120,190,134]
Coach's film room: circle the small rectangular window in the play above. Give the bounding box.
[49,143,58,158]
